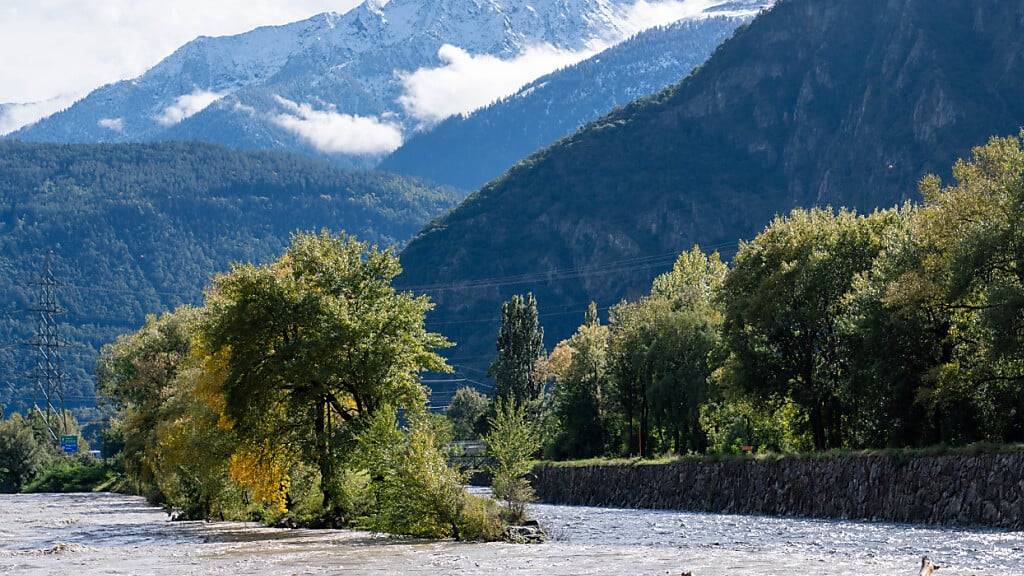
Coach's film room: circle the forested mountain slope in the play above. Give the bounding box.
[379,14,757,190]
[397,0,1024,383]
[0,141,460,411]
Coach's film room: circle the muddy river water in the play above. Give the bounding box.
[1,492,1022,575]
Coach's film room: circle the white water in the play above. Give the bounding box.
[1,492,1022,575]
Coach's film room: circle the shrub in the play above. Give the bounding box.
[22,456,114,493]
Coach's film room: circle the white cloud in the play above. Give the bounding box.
[0,0,361,103]
[615,0,726,36]
[396,0,752,124]
[155,89,225,126]
[0,93,79,135]
[398,44,600,124]
[270,96,403,156]
[98,117,125,133]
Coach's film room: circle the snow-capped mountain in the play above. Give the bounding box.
[380,11,763,189]
[10,0,769,167]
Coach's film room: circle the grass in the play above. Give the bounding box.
[538,442,1024,468]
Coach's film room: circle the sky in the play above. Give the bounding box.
[0,0,361,104]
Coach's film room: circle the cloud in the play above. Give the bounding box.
[0,0,361,103]
[0,93,78,135]
[97,117,125,133]
[155,89,225,126]
[615,0,727,36]
[396,1,756,124]
[398,44,600,124]
[270,96,403,156]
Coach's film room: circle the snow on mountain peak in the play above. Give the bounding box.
[10,0,771,163]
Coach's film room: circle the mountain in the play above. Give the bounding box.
[0,141,460,413]
[397,0,1024,384]
[8,0,765,167]
[379,13,759,190]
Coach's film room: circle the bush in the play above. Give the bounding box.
[457,494,505,541]
[485,399,541,524]
[0,415,49,493]
[22,456,115,493]
[372,419,468,539]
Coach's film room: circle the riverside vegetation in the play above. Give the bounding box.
[3,135,1021,542]
[449,134,1024,461]
[88,232,534,541]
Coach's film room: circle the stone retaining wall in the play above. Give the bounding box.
[531,452,1024,529]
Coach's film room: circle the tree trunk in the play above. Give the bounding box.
[810,400,826,452]
[315,398,335,510]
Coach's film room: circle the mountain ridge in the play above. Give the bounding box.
[9,0,769,167]
[379,13,758,190]
[396,0,1024,382]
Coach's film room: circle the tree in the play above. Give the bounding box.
[201,231,450,510]
[446,387,491,441]
[609,247,726,456]
[0,414,49,493]
[485,399,540,523]
[721,209,895,450]
[97,306,200,495]
[548,306,611,459]
[840,206,953,447]
[489,293,546,404]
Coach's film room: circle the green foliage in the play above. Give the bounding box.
[0,140,461,414]
[445,387,491,441]
[202,231,451,510]
[371,417,469,539]
[489,293,546,404]
[0,413,50,492]
[547,311,612,459]
[21,456,116,493]
[457,493,506,541]
[533,135,1024,459]
[699,398,811,455]
[98,231,506,538]
[844,133,1024,445]
[485,399,540,523]
[720,208,896,450]
[609,247,726,456]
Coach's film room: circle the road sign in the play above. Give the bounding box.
[60,435,78,454]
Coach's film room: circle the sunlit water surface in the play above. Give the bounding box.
[1,492,1022,575]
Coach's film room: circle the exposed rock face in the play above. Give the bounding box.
[531,453,1024,529]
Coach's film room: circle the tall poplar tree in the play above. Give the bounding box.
[489,293,545,404]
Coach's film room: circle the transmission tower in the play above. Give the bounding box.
[28,252,67,440]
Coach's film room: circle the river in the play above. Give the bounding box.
[1,492,1022,575]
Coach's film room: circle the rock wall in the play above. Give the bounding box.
[531,452,1024,529]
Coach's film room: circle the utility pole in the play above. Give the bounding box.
[27,251,67,441]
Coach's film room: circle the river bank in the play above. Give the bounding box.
[3,492,1024,575]
[531,449,1024,530]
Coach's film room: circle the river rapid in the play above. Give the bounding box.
[1,492,1022,575]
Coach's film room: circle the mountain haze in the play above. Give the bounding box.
[398,0,1024,383]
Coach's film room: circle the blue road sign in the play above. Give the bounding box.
[60,435,78,454]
